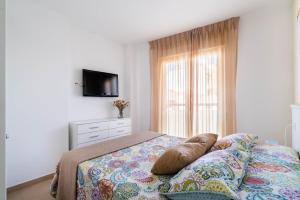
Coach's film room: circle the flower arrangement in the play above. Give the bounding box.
[113,99,129,118]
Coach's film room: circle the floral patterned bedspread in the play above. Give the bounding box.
[76,135,184,200]
[76,135,300,200]
[239,144,300,200]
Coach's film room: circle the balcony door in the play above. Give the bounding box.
[161,48,222,138]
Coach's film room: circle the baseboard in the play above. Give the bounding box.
[7,173,54,193]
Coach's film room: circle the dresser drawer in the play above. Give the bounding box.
[77,122,109,134]
[110,119,131,129]
[78,140,102,148]
[78,130,109,144]
[109,127,131,137]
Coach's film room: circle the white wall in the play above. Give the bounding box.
[6,1,70,187]
[125,44,150,132]
[68,28,125,121]
[0,0,6,198]
[236,1,293,144]
[6,0,126,187]
[294,0,300,103]
[127,1,294,144]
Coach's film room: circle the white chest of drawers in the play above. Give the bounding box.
[69,118,131,149]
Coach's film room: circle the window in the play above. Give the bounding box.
[162,49,222,137]
[162,57,188,137]
[192,50,220,134]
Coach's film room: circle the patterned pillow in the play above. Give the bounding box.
[161,147,251,200]
[211,133,258,152]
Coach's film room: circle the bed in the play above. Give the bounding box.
[77,135,183,200]
[51,132,300,200]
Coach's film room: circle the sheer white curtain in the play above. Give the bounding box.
[192,48,222,133]
[161,48,222,138]
[161,56,189,137]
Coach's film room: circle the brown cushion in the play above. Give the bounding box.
[211,139,233,151]
[151,134,218,175]
[185,133,218,149]
[151,143,203,175]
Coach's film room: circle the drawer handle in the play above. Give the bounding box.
[89,135,99,139]
[89,127,99,129]
[117,123,124,125]
[117,130,125,133]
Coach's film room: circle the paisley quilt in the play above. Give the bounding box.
[239,144,300,200]
[76,135,184,200]
[75,134,300,200]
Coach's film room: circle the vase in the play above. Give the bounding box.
[118,108,124,118]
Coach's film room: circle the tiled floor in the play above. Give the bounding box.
[7,178,54,200]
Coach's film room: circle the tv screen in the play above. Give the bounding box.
[82,69,119,97]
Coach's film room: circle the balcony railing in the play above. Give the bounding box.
[164,103,218,137]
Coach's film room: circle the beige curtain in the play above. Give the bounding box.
[150,32,191,134]
[150,17,239,138]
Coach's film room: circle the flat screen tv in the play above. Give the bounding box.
[82,69,119,97]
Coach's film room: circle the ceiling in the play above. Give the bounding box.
[40,0,286,44]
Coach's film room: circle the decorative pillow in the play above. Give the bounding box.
[211,133,258,152]
[151,139,217,175]
[161,147,251,200]
[185,133,218,149]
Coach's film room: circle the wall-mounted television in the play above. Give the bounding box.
[82,69,119,97]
